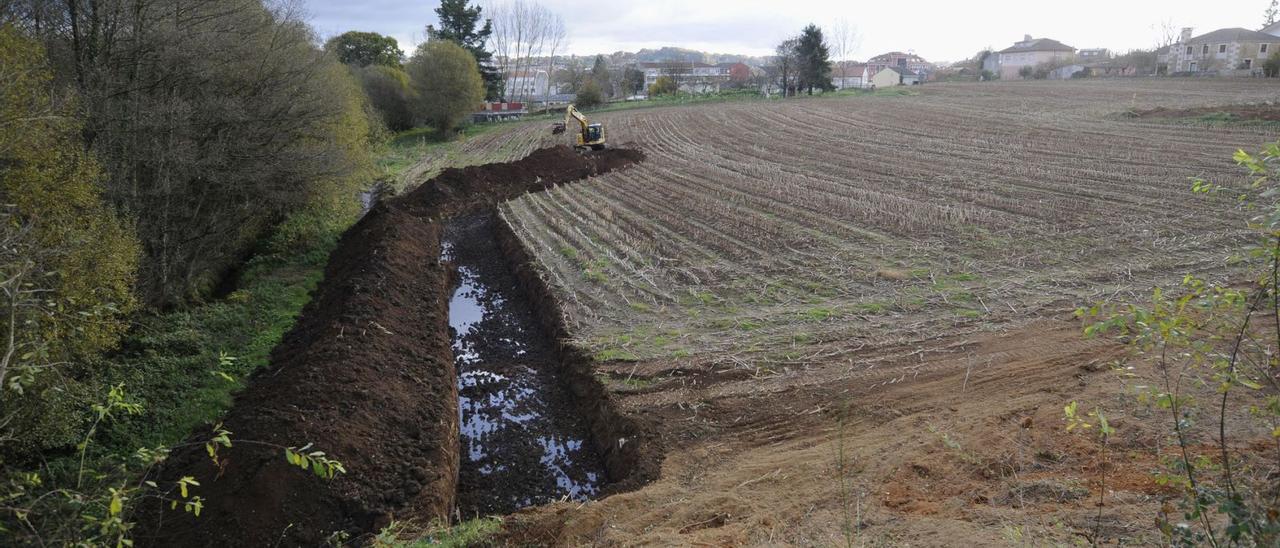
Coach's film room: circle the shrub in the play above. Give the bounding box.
[1265,51,1280,77]
[648,75,677,96]
[1077,143,1280,545]
[576,79,604,108]
[1017,66,1033,79]
[0,24,139,459]
[357,64,416,132]
[406,40,485,132]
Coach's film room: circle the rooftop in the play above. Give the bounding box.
[999,37,1075,54]
[1183,27,1279,44]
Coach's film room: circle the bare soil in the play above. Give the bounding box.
[498,314,1258,546]
[136,146,644,547]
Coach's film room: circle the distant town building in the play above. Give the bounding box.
[866,51,935,81]
[637,61,730,93]
[870,66,919,87]
[832,62,870,89]
[996,35,1076,79]
[1165,26,1280,75]
[504,70,549,100]
[1078,48,1110,60]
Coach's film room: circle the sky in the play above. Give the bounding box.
[302,0,1274,63]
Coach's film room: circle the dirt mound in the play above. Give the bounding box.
[1127,104,1280,122]
[401,146,645,218]
[137,146,644,546]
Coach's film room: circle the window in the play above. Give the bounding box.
[1245,59,1254,69]
[1263,44,1270,53]
[1203,44,1210,54]
[1219,44,1228,53]
[1186,46,1194,55]
[1190,61,1198,71]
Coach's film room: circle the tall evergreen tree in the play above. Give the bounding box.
[427,0,503,100]
[1267,0,1279,27]
[590,55,613,98]
[796,24,834,95]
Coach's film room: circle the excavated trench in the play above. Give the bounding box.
[445,213,605,516]
[138,146,655,547]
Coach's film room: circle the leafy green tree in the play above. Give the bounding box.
[325,31,404,67]
[575,79,604,108]
[356,64,415,131]
[407,40,484,132]
[0,24,139,459]
[795,24,833,94]
[427,0,503,100]
[1267,0,1278,27]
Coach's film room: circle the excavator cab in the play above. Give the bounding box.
[583,124,604,149]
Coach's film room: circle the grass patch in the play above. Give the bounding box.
[96,209,350,453]
[375,517,503,548]
[736,319,763,331]
[594,348,641,362]
[858,302,888,314]
[805,307,834,321]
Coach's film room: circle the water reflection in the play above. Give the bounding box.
[444,214,604,516]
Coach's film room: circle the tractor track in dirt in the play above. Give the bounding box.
[136,145,648,547]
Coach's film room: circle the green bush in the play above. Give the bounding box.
[358,64,416,131]
[0,24,139,459]
[576,79,605,108]
[406,40,485,132]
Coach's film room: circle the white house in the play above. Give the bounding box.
[996,35,1076,79]
[832,62,870,89]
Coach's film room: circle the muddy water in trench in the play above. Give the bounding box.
[443,212,605,517]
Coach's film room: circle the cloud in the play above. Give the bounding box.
[302,0,1268,63]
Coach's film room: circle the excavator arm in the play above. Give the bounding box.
[565,104,591,134]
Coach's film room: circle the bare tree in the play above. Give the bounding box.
[829,18,861,88]
[486,0,566,103]
[1154,18,1179,48]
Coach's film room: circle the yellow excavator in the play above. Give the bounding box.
[551,104,605,151]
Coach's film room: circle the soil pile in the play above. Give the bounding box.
[1128,104,1280,122]
[401,146,645,218]
[137,146,643,546]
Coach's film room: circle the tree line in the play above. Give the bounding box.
[0,0,499,542]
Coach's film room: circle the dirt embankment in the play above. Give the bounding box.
[1126,104,1280,122]
[138,146,644,547]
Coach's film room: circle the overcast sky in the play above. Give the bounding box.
[302,1,1272,62]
